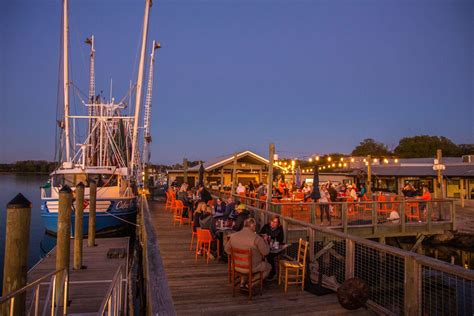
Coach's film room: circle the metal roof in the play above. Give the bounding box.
[370,164,474,177]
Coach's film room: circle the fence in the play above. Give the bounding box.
[213,190,472,315]
[98,265,126,316]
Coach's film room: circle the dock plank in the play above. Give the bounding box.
[148,201,372,315]
[27,237,129,314]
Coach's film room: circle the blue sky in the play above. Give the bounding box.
[1,0,473,164]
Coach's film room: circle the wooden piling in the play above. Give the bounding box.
[183,158,188,184]
[56,185,72,306]
[88,180,97,247]
[2,193,31,316]
[74,182,85,270]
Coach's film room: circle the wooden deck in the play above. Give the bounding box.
[27,237,129,314]
[148,201,372,315]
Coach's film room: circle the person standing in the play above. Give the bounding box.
[319,184,331,224]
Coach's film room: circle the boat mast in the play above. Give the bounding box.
[131,0,152,175]
[86,35,95,166]
[63,0,71,162]
[142,40,160,165]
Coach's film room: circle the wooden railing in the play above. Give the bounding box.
[212,190,472,315]
[135,195,176,316]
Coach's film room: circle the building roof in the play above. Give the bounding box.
[369,164,474,177]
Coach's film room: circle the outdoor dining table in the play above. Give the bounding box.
[269,243,289,254]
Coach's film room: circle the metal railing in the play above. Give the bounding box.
[212,190,473,315]
[137,196,176,316]
[0,268,68,316]
[98,265,126,316]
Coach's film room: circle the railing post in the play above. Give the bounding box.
[342,203,348,234]
[372,202,377,235]
[2,194,31,316]
[310,203,316,225]
[308,229,315,262]
[88,180,97,247]
[427,201,432,232]
[451,200,456,231]
[404,256,421,315]
[56,185,72,307]
[345,239,355,280]
[74,182,85,270]
[400,200,406,233]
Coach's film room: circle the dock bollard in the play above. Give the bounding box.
[74,182,85,270]
[56,185,72,306]
[2,193,31,316]
[88,180,97,247]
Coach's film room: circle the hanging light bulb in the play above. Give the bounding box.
[394,158,399,163]
[384,158,389,164]
[343,163,347,167]
[373,158,378,163]
[338,163,342,167]
[318,167,321,170]
[316,156,320,161]
[340,157,344,161]
[310,168,313,172]
[363,158,366,162]
[309,157,313,162]
[328,157,332,162]
[350,158,355,163]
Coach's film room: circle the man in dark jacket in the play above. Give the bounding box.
[198,185,213,203]
[327,182,338,202]
[233,204,250,232]
[224,197,236,219]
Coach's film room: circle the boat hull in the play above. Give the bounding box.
[41,198,137,235]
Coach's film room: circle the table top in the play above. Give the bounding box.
[269,243,289,254]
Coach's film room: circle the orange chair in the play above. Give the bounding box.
[173,200,191,226]
[258,195,267,209]
[405,202,421,222]
[195,229,220,264]
[293,205,311,223]
[294,192,305,200]
[190,221,198,251]
[165,190,173,210]
[281,205,294,217]
[346,199,358,218]
[376,195,391,216]
[230,247,263,300]
[169,193,177,213]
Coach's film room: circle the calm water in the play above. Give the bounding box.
[0,173,56,283]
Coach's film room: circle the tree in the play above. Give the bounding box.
[394,135,461,158]
[351,139,390,156]
[459,144,474,156]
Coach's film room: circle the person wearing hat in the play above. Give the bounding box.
[233,203,250,232]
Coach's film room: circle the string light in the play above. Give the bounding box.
[318,167,321,170]
[350,158,355,162]
[332,163,336,167]
[328,157,332,162]
[343,163,347,167]
[338,163,342,167]
[363,158,366,162]
[384,158,389,164]
[373,158,378,163]
[316,156,320,161]
[394,159,399,163]
[310,168,313,172]
[309,158,313,162]
[340,157,344,161]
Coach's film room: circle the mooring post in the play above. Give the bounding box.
[2,193,31,316]
[56,185,72,306]
[74,182,85,270]
[88,180,97,247]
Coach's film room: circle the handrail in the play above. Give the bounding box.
[0,268,68,316]
[139,195,176,316]
[98,265,125,315]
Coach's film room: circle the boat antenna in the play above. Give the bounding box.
[131,0,152,175]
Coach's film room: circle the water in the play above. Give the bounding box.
[0,173,56,284]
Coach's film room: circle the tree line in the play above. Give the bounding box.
[351,135,473,158]
[0,161,57,173]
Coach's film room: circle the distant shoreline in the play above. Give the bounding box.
[0,172,50,175]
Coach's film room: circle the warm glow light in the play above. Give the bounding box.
[373,158,378,163]
[318,167,321,170]
[343,163,347,167]
[309,158,313,162]
[284,162,287,166]
[316,156,320,161]
[363,158,366,162]
[310,168,313,172]
[338,163,342,167]
[340,157,344,161]
[291,160,295,165]
[332,163,336,167]
[394,159,399,163]
[384,158,389,164]
[328,157,332,162]
[323,166,326,169]
[350,158,355,162]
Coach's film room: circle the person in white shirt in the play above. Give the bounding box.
[236,182,246,194]
[319,184,331,224]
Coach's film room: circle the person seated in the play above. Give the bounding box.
[225,218,271,287]
[259,216,284,280]
[198,185,213,204]
[402,183,417,198]
[214,197,226,218]
[224,197,236,219]
[193,202,207,232]
[233,204,250,232]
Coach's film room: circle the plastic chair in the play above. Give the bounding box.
[405,202,421,222]
[165,190,173,210]
[173,200,190,226]
[278,238,308,293]
[230,247,263,300]
[190,221,197,251]
[195,229,220,264]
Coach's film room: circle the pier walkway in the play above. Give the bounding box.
[26,237,128,314]
[148,201,370,315]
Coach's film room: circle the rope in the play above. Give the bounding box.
[104,211,139,227]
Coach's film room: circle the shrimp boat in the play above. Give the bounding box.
[41,0,159,235]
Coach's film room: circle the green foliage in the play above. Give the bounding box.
[394,135,461,158]
[0,160,56,173]
[459,144,474,156]
[351,139,390,156]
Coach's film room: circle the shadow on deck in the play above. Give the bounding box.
[148,201,371,315]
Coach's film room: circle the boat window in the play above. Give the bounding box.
[88,174,117,187]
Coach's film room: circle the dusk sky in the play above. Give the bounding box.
[1,0,473,165]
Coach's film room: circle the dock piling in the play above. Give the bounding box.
[74,182,85,270]
[88,180,97,247]
[2,193,31,316]
[56,185,72,306]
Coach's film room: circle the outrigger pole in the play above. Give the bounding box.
[131,0,152,175]
[63,0,71,162]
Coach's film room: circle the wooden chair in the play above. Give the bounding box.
[278,238,309,293]
[173,200,190,226]
[230,247,263,300]
[195,229,220,264]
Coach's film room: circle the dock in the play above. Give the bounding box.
[147,201,370,315]
[26,237,129,314]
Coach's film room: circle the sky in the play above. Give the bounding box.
[1,0,473,165]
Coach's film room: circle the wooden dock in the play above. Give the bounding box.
[148,201,371,315]
[27,237,129,314]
